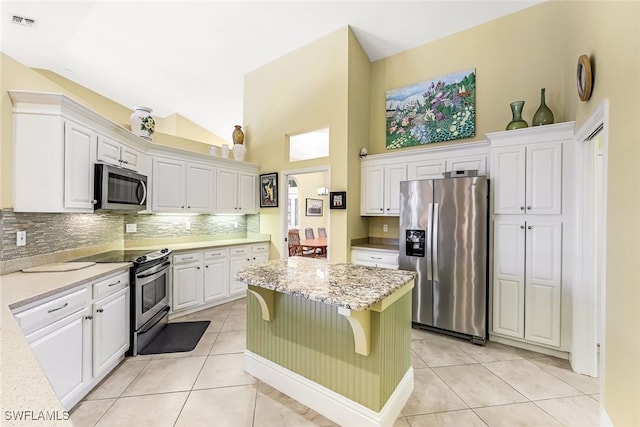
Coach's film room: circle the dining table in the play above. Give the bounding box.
[299,237,327,257]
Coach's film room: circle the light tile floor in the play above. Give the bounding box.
[71,298,600,427]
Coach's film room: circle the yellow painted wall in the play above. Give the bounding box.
[244,27,368,262]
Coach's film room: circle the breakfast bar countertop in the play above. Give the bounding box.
[237,256,415,311]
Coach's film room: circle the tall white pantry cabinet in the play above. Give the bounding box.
[487,122,575,352]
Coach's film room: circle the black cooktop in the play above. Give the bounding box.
[72,248,170,264]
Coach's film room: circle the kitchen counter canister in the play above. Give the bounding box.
[1,263,131,426]
[238,257,416,427]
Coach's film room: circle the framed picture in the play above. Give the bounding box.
[259,173,278,207]
[305,198,323,216]
[329,191,346,209]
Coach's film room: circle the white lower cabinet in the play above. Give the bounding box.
[351,248,399,269]
[16,269,130,410]
[171,243,268,315]
[492,218,562,347]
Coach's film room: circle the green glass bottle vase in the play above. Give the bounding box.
[506,100,528,130]
[532,88,554,126]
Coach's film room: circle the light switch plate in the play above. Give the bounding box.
[125,224,137,233]
[383,224,389,233]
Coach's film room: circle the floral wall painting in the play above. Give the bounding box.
[386,68,476,148]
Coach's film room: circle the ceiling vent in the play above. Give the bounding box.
[11,14,38,28]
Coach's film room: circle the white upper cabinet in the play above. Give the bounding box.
[217,168,257,214]
[492,142,562,215]
[361,164,406,216]
[151,158,215,213]
[97,135,143,171]
[64,120,98,211]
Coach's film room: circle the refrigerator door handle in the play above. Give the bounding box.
[433,202,440,282]
[426,203,433,280]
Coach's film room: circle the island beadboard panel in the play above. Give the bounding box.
[246,286,412,411]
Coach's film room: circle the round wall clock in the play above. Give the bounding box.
[577,54,593,101]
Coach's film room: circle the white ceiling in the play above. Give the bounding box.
[1,1,540,143]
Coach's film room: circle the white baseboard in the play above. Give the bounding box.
[244,350,413,427]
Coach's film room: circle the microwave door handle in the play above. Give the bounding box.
[139,180,147,205]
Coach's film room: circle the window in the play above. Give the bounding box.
[289,128,329,162]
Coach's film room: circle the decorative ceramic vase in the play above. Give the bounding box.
[209,146,218,156]
[506,101,528,130]
[232,125,245,145]
[233,144,246,161]
[532,88,555,126]
[130,106,155,141]
[221,144,230,158]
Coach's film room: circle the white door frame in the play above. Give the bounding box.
[572,100,608,380]
[280,165,331,260]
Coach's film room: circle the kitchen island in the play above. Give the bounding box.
[237,257,416,427]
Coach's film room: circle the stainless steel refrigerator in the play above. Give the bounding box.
[399,172,489,344]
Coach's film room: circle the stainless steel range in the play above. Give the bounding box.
[73,248,172,356]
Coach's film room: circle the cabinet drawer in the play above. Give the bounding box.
[251,243,269,254]
[93,270,129,299]
[173,251,203,264]
[15,287,90,335]
[353,250,398,265]
[204,248,228,259]
[229,246,250,257]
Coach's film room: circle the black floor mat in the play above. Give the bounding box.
[139,321,210,355]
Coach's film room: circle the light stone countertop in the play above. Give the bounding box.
[1,263,132,426]
[237,257,416,311]
[125,235,271,253]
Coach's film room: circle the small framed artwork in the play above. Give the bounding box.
[330,191,346,209]
[259,173,278,208]
[305,198,323,216]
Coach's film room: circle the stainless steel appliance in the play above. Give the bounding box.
[399,171,489,344]
[94,163,147,211]
[73,248,171,355]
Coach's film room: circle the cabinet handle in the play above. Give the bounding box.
[181,206,185,209]
[85,315,93,320]
[380,208,384,211]
[182,256,194,260]
[122,160,129,164]
[197,266,201,270]
[108,280,121,287]
[47,302,68,313]
[520,206,525,210]
[205,265,209,268]
[187,206,191,209]
[91,200,98,205]
[371,256,382,260]
[96,308,104,313]
[247,258,251,261]
[386,208,390,211]
[528,226,533,230]
[527,206,531,210]
[520,225,525,229]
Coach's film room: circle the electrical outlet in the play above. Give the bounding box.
[125,223,137,233]
[16,230,26,246]
[383,224,389,233]
[234,221,239,229]
[185,221,191,230]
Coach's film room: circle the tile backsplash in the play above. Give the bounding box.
[1,209,261,267]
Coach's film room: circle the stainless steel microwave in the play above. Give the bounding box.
[94,163,147,211]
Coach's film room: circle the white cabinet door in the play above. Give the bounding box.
[173,263,203,311]
[384,164,407,216]
[152,158,186,212]
[97,135,121,167]
[187,164,214,213]
[361,166,385,215]
[526,142,562,215]
[93,288,129,375]
[407,160,446,180]
[525,220,562,347]
[238,172,257,214]
[447,154,488,176]
[204,258,229,302]
[492,146,526,215]
[229,253,251,295]
[64,120,97,211]
[492,219,525,339]
[120,145,143,171]
[217,168,238,213]
[27,307,91,409]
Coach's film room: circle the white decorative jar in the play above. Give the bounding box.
[130,106,155,141]
[232,144,246,161]
[221,144,230,158]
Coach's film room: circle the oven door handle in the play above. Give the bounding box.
[137,305,170,334]
[136,261,171,279]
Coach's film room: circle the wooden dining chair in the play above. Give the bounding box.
[288,229,315,257]
[317,227,327,238]
[305,227,315,239]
